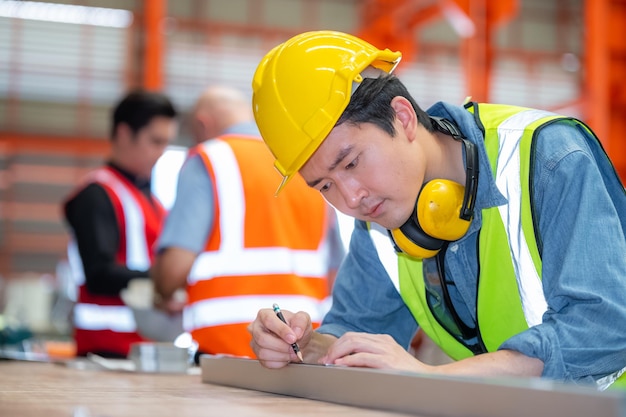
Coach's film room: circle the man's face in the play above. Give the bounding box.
[120,116,178,179]
[300,119,426,230]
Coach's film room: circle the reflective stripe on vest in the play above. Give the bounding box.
[371,105,560,360]
[598,367,626,391]
[184,138,331,332]
[91,168,151,270]
[68,239,139,334]
[184,294,330,330]
[74,303,137,332]
[67,239,85,287]
[484,108,555,326]
[188,140,329,282]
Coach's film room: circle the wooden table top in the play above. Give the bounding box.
[0,360,419,417]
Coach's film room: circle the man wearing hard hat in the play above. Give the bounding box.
[247,30,626,390]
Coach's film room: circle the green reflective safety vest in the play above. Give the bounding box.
[369,102,626,390]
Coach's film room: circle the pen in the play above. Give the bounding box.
[272,303,304,363]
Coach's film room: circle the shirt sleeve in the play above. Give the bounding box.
[317,220,418,348]
[156,154,214,254]
[499,121,626,385]
[64,183,149,296]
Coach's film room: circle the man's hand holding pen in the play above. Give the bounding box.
[273,304,304,362]
[247,306,314,368]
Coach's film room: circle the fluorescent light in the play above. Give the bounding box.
[0,1,133,28]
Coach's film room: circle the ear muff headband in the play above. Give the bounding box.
[430,116,479,221]
[459,137,478,221]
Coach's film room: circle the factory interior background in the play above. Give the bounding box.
[0,0,624,341]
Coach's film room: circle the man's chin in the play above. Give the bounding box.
[352,214,400,230]
[370,219,398,230]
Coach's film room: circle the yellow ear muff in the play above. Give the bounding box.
[417,179,471,241]
[389,228,440,259]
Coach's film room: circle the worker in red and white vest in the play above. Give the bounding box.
[63,90,178,358]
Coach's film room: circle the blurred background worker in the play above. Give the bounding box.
[63,90,179,358]
[190,84,251,145]
[151,85,346,359]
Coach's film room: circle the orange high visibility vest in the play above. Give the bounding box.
[67,166,165,357]
[184,135,332,358]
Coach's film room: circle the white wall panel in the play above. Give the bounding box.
[0,16,127,107]
[491,58,579,109]
[165,39,265,114]
[206,0,250,22]
[262,0,303,29]
[318,0,358,31]
[399,54,467,110]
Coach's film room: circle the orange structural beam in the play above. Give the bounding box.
[358,0,442,64]
[453,0,517,102]
[584,0,610,144]
[0,133,110,156]
[450,0,517,26]
[459,0,492,102]
[143,0,166,91]
[357,0,518,102]
[584,0,626,183]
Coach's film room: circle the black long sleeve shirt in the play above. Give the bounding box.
[64,163,155,296]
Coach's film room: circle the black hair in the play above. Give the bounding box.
[111,89,177,139]
[336,73,433,136]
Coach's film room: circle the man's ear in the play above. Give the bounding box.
[114,122,134,143]
[390,96,417,140]
[192,116,207,143]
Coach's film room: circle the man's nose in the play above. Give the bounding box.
[339,180,365,210]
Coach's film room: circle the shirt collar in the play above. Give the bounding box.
[223,121,261,137]
[107,161,152,192]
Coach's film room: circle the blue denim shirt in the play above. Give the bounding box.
[318,101,626,385]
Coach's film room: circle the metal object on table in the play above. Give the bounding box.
[120,279,185,342]
[129,342,189,373]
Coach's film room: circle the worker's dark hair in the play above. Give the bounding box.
[337,73,433,136]
[111,89,177,139]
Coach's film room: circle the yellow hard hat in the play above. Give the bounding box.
[252,30,402,194]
